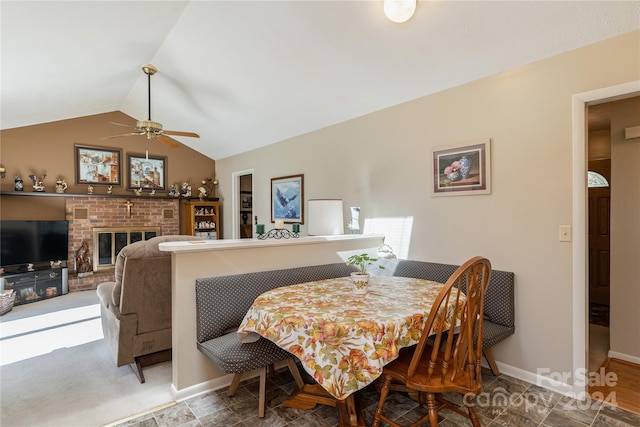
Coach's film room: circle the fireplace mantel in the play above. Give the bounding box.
[0,191,191,200]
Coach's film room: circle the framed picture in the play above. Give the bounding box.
[241,193,252,209]
[271,174,304,224]
[75,144,122,185]
[127,153,167,190]
[432,139,491,196]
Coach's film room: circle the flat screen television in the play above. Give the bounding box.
[0,220,69,268]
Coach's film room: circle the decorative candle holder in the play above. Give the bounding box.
[257,228,299,240]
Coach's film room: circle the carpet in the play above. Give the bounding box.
[0,290,174,427]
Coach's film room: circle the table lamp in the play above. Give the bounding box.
[307,199,344,236]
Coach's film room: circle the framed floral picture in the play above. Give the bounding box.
[75,144,122,185]
[432,139,491,196]
[271,174,304,224]
[127,153,167,190]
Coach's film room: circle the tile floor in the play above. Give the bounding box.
[113,366,640,427]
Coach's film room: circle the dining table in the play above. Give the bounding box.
[237,274,460,426]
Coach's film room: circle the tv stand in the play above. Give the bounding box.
[0,267,68,306]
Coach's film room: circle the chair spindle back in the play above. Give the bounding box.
[407,256,492,389]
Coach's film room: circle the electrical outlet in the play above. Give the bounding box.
[559,225,572,242]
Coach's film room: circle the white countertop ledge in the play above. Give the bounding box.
[159,234,385,253]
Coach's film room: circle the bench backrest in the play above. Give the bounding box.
[373,259,515,329]
[195,262,356,343]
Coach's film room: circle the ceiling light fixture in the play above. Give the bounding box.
[384,0,417,23]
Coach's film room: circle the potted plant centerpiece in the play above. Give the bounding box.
[345,253,384,294]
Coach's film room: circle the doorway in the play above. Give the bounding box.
[586,108,612,374]
[572,81,639,399]
[231,169,254,239]
[239,174,253,238]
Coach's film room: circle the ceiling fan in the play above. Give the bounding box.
[103,64,199,148]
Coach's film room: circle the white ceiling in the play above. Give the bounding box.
[2,1,639,159]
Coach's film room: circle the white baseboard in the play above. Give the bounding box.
[172,373,235,402]
[494,361,580,398]
[608,350,640,365]
[171,360,290,402]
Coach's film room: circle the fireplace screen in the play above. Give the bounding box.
[92,227,161,271]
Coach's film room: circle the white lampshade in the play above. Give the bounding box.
[307,199,344,236]
[384,0,417,23]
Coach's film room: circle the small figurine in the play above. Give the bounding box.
[87,184,94,194]
[149,189,156,196]
[181,182,191,198]
[27,263,34,271]
[169,184,180,197]
[133,188,143,197]
[50,260,62,268]
[75,241,93,277]
[197,185,207,201]
[55,178,68,194]
[14,174,23,191]
[106,185,113,195]
[200,177,217,199]
[28,173,46,192]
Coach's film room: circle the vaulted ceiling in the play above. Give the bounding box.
[2,1,638,159]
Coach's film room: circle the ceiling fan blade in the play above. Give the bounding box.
[101,131,144,140]
[163,130,200,138]
[108,121,136,128]
[156,134,181,148]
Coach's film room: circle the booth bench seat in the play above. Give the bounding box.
[372,258,515,375]
[195,258,515,388]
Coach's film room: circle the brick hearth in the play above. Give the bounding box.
[65,196,180,291]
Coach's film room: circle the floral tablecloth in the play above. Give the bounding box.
[237,275,456,400]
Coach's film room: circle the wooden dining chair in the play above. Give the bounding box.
[372,256,492,427]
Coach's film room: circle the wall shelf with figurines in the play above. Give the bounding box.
[0,191,186,200]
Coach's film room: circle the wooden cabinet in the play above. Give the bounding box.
[182,200,220,239]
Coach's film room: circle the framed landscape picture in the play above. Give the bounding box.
[127,153,167,190]
[75,144,121,185]
[271,174,304,224]
[432,139,491,196]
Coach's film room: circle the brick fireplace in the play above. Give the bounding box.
[65,196,180,291]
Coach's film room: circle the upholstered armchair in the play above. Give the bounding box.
[96,235,199,382]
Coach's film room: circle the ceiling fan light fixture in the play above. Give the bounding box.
[136,120,163,132]
[384,0,416,23]
[136,120,162,139]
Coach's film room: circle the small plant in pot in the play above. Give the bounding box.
[345,253,384,294]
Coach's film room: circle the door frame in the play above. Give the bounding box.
[231,168,254,239]
[571,80,640,397]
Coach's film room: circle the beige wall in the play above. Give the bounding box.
[588,129,611,161]
[0,111,216,218]
[216,31,640,386]
[610,97,640,360]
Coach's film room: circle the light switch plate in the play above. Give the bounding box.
[559,225,572,242]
